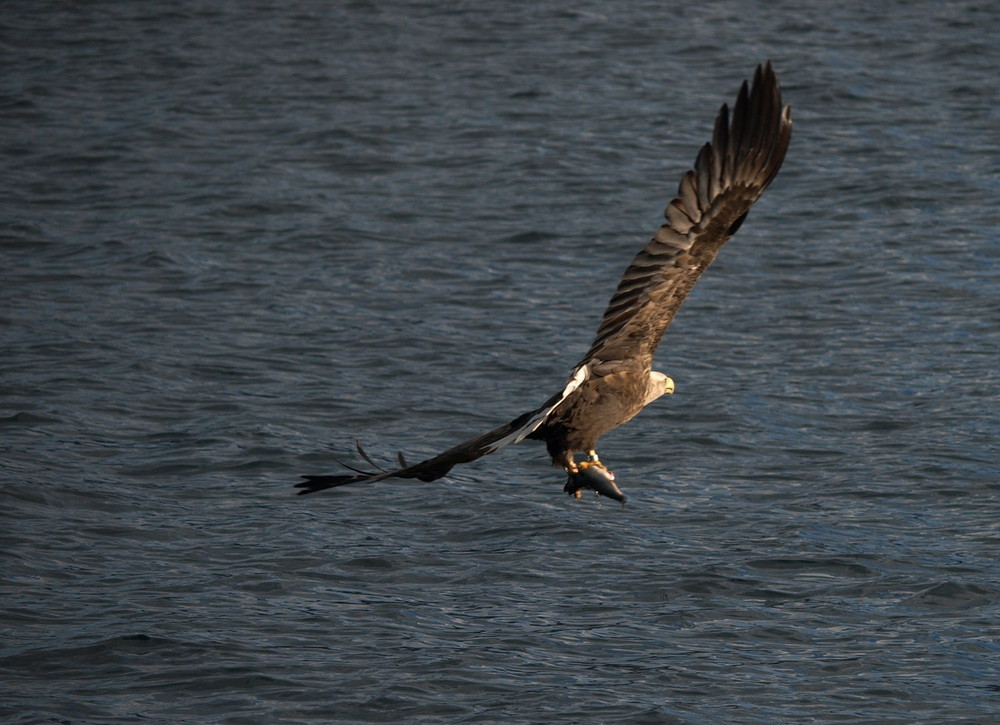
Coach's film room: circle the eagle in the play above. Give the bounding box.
[296,61,792,503]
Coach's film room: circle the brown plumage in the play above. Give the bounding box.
[296,62,792,502]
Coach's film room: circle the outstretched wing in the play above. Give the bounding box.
[295,366,588,494]
[579,61,792,371]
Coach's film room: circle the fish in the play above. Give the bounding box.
[563,461,626,504]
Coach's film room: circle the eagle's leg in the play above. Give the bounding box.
[585,449,608,470]
[555,452,585,498]
[555,451,579,474]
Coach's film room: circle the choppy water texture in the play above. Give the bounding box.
[3,1,1000,722]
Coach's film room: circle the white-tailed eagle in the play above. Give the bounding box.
[296,62,792,503]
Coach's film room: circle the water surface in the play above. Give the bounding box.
[3,1,999,722]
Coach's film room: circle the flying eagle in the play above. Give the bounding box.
[296,62,792,503]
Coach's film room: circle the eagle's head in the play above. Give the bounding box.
[644,371,675,406]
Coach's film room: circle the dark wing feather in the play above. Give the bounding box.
[295,366,589,494]
[579,61,792,370]
[296,416,529,493]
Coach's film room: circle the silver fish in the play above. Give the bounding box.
[564,463,626,504]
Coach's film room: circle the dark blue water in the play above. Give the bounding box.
[3,1,999,722]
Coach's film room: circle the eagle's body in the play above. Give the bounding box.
[529,367,669,471]
[296,62,792,502]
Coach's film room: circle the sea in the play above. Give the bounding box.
[2,1,999,722]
